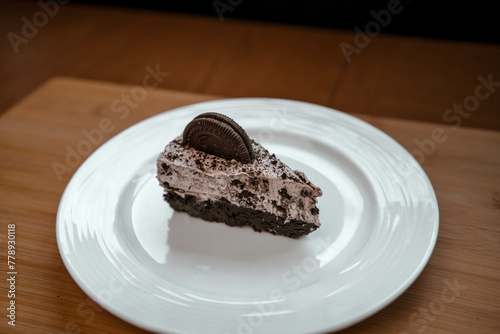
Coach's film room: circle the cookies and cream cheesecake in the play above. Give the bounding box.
[156,112,322,238]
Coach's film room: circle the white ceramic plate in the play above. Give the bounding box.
[56,98,439,334]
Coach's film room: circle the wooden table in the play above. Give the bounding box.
[1,0,500,132]
[0,77,499,333]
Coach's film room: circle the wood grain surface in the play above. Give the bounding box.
[0,77,499,334]
[1,0,500,131]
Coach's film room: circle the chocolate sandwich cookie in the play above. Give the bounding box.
[183,112,255,163]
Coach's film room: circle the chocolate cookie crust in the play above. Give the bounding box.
[164,191,319,238]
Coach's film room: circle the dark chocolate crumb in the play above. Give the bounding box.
[262,179,269,192]
[162,182,180,192]
[249,177,259,187]
[271,160,277,165]
[195,159,205,171]
[276,205,286,212]
[239,190,254,199]
[271,200,277,206]
[301,189,310,197]
[231,179,242,186]
[279,188,292,200]
[310,207,320,215]
[295,171,307,183]
[162,164,172,176]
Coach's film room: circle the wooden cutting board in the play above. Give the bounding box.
[0,77,499,334]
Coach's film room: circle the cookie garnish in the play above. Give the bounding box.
[183,113,254,163]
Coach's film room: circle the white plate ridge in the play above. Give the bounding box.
[56,98,439,334]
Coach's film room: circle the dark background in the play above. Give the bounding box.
[70,0,499,44]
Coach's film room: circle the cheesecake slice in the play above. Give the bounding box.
[156,113,322,238]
